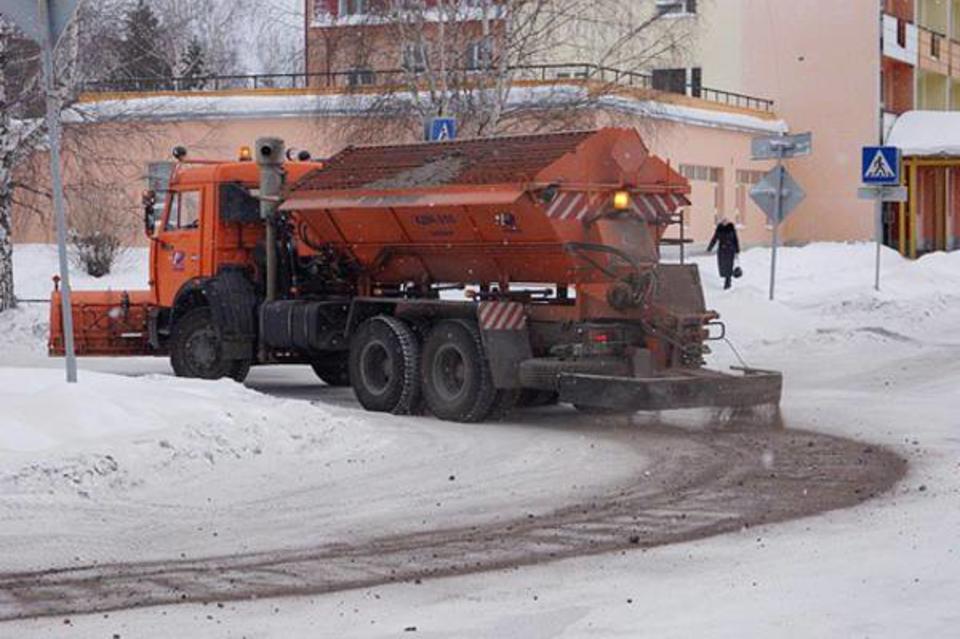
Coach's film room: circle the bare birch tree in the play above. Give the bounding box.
[0,20,46,311]
[335,0,695,141]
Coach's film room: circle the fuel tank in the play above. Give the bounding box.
[280,128,690,286]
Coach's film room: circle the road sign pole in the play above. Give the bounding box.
[769,151,785,302]
[861,145,903,293]
[753,133,809,302]
[38,0,77,383]
[874,199,883,292]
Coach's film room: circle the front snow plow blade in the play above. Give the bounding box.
[557,367,783,412]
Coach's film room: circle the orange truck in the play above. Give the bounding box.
[49,128,781,422]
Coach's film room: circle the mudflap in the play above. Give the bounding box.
[556,367,783,412]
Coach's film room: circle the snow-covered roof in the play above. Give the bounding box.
[886,111,960,156]
[66,85,787,136]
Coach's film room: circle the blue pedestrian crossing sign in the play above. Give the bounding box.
[862,146,901,185]
[427,117,457,142]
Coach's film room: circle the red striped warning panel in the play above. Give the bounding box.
[631,193,691,222]
[478,302,528,331]
[545,191,690,223]
[544,191,606,222]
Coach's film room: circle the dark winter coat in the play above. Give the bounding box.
[707,222,740,278]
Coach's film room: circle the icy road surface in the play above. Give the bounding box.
[1,243,957,637]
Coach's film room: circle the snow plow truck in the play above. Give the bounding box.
[49,128,781,422]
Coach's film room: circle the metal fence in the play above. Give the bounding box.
[79,63,775,113]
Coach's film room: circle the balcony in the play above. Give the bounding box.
[884,13,918,66]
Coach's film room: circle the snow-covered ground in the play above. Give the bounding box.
[2,242,959,637]
[0,244,648,571]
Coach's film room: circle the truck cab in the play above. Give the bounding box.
[49,152,323,364]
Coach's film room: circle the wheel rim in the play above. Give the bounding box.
[185,326,221,373]
[433,343,467,402]
[359,340,394,396]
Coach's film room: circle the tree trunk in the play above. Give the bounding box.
[0,176,14,312]
[0,23,15,312]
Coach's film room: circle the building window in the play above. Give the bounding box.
[656,0,697,16]
[402,43,428,72]
[652,68,687,95]
[897,19,907,47]
[734,170,764,225]
[338,0,366,16]
[680,164,722,183]
[466,38,493,71]
[690,67,702,98]
[931,33,941,59]
[347,68,375,86]
[681,165,723,218]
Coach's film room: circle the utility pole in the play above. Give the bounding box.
[1,0,81,382]
[38,0,77,382]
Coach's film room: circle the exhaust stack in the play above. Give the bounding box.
[256,137,285,302]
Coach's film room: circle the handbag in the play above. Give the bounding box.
[732,256,743,279]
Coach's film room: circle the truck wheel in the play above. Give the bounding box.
[170,308,250,383]
[311,353,351,387]
[421,320,498,423]
[349,316,420,415]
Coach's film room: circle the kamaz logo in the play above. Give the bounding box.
[414,214,457,226]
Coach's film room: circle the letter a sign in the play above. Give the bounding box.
[862,146,901,186]
[427,117,457,142]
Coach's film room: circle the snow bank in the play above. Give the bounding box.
[693,243,960,356]
[0,366,349,501]
[0,368,278,453]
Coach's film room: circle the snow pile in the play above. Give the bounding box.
[0,367,341,495]
[692,243,960,368]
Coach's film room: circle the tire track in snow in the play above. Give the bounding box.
[0,426,904,622]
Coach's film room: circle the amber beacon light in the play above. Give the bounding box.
[613,190,631,210]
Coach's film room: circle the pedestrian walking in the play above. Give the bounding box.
[707,218,741,290]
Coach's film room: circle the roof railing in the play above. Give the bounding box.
[79,63,775,113]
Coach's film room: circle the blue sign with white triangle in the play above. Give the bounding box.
[427,118,457,142]
[862,146,901,185]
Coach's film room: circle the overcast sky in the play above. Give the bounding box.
[238,0,305,73]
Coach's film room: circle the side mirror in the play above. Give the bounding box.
[142,190,158,236]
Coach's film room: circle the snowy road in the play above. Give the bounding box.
[0,418,901,621]
[1,243,957,637]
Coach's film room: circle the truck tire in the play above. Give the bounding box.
[170,307,250,383]
[311,353,351,387]
[421,320,498,423]
[349,316,420,415]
